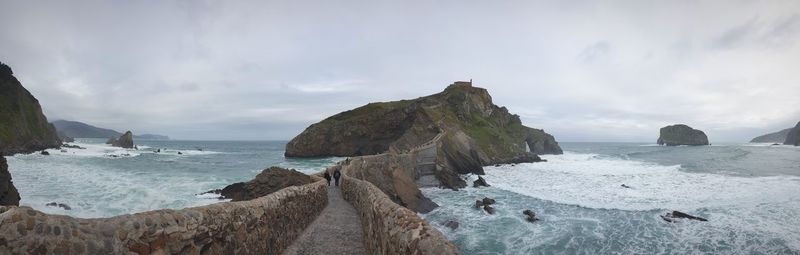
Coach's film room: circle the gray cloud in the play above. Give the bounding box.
[1,1,799,142]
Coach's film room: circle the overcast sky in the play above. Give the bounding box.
[1,1,799,142]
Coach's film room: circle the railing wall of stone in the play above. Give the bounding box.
[0,180,328,255]
[341,175,459,255]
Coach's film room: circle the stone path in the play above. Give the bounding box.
[282,185,366,255]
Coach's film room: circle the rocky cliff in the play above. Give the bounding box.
[657,124,709,146]
[0,156,20,206]
[0,61,61,155]
[106,131,134,148]
[750,127,793,143]
[784,121,800,146]
[286,81,561,167]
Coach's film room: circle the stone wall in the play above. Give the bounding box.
[341,175,459,255]
[0,180,328,255]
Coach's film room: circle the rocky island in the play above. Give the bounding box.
[287,81,562,212]
[657,124,709,146]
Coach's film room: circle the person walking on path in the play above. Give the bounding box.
[323,171,332,186]
[333,168,341,186]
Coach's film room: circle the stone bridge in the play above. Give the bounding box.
[0,174,458,254]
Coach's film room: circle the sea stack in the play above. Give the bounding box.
[0,61,61,155]
[657,124,709,146]
[107,131,135,148]
[784,121,800,146]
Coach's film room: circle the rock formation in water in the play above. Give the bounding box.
[750,127,793,143]
[205,166,314,201]
[784,121,800,146]
[657,124,709,146]
[286,81,561,160]
[289,81,561,212]
[0,61,61,156]
[0,156,20,206]
[106,131,135,148]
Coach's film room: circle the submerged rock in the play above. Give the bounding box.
[473,176,490,188]
[45,202,71,210]
[443,220,460,230]
[203,166,314,201]
[657,124,709,146]
[523,209,539,222]
[0,156,20,206]
[40,151,50,155]
[483,205,496,214]
[661,210,708,222]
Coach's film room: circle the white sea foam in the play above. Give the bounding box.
[45,142,142,158]
[482,152,800,212]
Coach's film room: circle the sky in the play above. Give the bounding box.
[1,0,799,142]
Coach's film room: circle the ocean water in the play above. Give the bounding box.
[6,138,339,218]
[7,140,800,254]
[422,143,800,254]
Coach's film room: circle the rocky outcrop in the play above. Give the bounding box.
[660,210,708,222]
[750,127,793,143]
[0,157,20,206]
[340,175,459,254]
[0,61,61,156]
[785,121,800,146]
[106,131,134,148]
[0,180,328,254]
[287,81,560,190]
[657,124,709,146]
[339,155,439,213]
[205,167,315,201]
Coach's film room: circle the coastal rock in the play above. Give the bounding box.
[443,220,459,230]
[205,166,314,201]
[286,81,562,190]
[784,121,800,146]
[660,210,708,222]
[750,127,793,143]
[523,209,539,222]
[483,205,496,214]
[40,150,50,155]
[657,124,709,146]
[473,176,490,188]
[107,131,134,148]
[0,156,20,206]
[45,202,72,210]
[340,155,439,213]
[0,61,61,156]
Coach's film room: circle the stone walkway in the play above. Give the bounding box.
[283,185,366,255]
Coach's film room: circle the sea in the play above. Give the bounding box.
[6,140,800,254]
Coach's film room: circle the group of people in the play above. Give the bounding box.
[323,167,342,186]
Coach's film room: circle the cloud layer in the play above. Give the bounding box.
[1,1,798,142]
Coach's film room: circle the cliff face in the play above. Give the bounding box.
[0,62,61,155]
[750,128,793,143]
[0,156,20,206]
[657,124,709,146]
[286,81,561,162]
[784,121,800,146]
